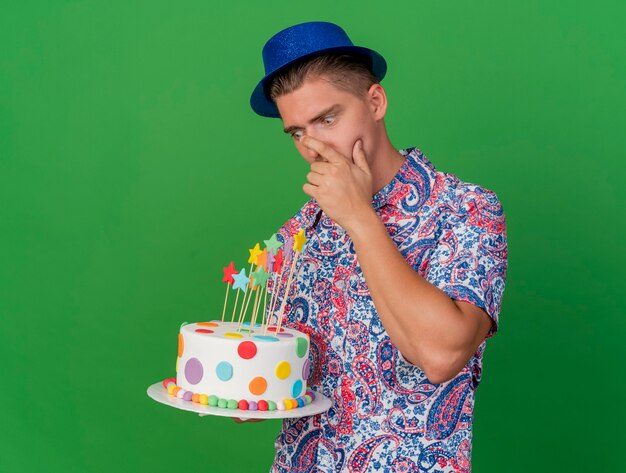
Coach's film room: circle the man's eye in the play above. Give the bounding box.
[291,130,304,140]
[322,115,335,125]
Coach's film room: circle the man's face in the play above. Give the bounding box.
[275,77,379,165]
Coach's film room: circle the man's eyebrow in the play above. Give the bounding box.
[283,105,342,134]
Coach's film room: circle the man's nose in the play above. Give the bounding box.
[300,131,321,160]
[303,144,320,161]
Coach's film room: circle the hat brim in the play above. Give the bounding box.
[250,45,387,118]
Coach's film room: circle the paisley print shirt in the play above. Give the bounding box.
[269,147,508,473]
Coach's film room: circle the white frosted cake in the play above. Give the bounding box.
[163,320,314,411]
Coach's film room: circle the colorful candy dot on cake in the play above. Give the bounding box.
[304,394,313,405]
[192,393,200,403]
[307,390,316,401]
[208,395,218,407]
[292,380,304,397]
[217,398,227,408]
[253,335,279,342]
[167,384,177,395]
[175,357,178,373]
[238,399,249,410]
[178,333,185,357]
[276,401,285,411]
[183,391,193,402]
[257,400,268,411]
[199,394,209,405]
[224,333,243,339]
[184,357,204,385]
[216,361,233,381]
[172,386,182,397]
[227,399,238,409]
[248,401,258,411]
[296,338,308,358]
[277,332,294,338]
[197,322,219,327]
[241,321,261,328]
[249,376,268,395]
[237,340,257,359]
[296,397,304,408]
[283,399,292,410]
[267,326,285,333]
[195,329,214,334]
[275,361,291,380]
[302,359,311,380]
[267,400,277,411]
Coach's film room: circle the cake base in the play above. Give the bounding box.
[147,382,332,419]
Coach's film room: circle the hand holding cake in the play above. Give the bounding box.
[156,231,321,417]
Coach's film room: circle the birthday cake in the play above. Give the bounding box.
[162,321,313,411]
[162,229,317,412]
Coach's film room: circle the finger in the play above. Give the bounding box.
[301,136,348,164]
[306,171,323,186]
[310,161,333,174]
[352,139,370,174]
[303,182,318,198]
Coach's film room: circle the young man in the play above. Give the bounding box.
[249,22,507,472]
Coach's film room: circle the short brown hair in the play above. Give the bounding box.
[268,53,379,102]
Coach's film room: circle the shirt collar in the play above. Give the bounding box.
[371,147,438,213]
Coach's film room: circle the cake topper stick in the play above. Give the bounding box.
[276,229,307,333]
[264,273,281,332]
[231,290,240,323]
[265,272,279,330]
[221,262,237,322]
[260,250,274,331]
[247,266,270,332]
[265,273,280,332]
[264,242,288,334]
[238,285,255,328]
[222,285,229,322]
[261,234,282,324]
[262,285,268,328]
[238,241,262,323]
[239,275,257,328]
[252,286,268,335]
[235,249,260,328]
[248,287,261,333]
[250,286,268,336]
[231,268,250,322]
[275,255,299,333]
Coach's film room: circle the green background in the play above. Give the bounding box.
[1,1,624,472]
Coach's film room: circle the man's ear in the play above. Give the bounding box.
[367,83,388,120]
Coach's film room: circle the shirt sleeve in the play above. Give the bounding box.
[423,185,508,337]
